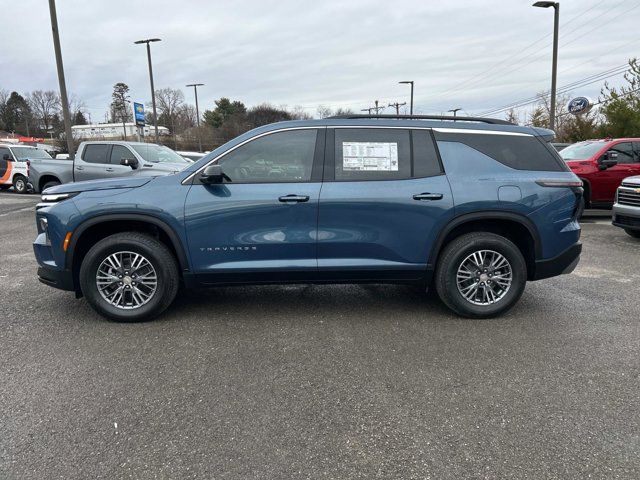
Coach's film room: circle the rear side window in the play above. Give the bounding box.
[412,130,443,178]
[433,131,565,171]
[334,129,411,181]
[83,144,110,164]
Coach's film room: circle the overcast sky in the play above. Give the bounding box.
[2,0,637,122]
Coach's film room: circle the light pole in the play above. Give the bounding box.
[47,0,75,159]
[186,83,204,152]
[399,81,414,115]
[448,108,462,119]
[134,38,161,142]
[533,1,559,131]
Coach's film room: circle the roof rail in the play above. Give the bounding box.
[327,114,514,125]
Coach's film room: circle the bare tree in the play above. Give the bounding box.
[28,90,60,131]
[154,87,185,134]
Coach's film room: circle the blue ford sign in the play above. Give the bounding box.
[567,96,593,116]
[134,102,145,126]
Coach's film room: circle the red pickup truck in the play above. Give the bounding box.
[560,138,640,208]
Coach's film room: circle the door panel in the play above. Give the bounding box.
[75,144,112,181]
[594,142,634,202]
[185,183,321,283]
[317,176,453,279]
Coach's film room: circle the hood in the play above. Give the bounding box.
[622,175,640,186]
[43,176,153,194]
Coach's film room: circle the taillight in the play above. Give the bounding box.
[26,159,30,176]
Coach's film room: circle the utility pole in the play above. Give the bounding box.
[448,108,462,119]
[533,1,559,131]
[361,100,384,115]
[48,0,75,159]
[399,81,414,115]
[134,38,161,142]
[388,101,407,115]
[186,83,204,152]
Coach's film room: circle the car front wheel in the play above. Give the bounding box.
[13,175,28,194]
[435,232,527,318]
[79,232,179,321]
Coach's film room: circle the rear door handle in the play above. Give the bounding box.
[75,166,84,171]
[278,194,309,203]
[413,192,443,201]
[105,168,114,172]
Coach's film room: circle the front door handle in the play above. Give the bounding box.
[279,194,309,203]
[413,192,443,201]
[105,168,114,172]
[75,166,84,171]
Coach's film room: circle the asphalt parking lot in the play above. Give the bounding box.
[1,191,638,479]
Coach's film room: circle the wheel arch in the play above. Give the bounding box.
[38,174,61,192]
[67,214,190,290]
[428,212,541,280]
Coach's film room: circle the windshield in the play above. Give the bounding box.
[559,141,605,161]
[11,147,52,160]
[132,144,189,164]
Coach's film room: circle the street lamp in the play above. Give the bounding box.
[134,38,161,142]
[186,83,204,152]
[533,1,559,131]
[399,81,414,115]
[448,108,462,119]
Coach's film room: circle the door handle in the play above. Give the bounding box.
[278,194,309,203]
[105,168,114,172]
[413,192,443,201]
[75,166,84,171]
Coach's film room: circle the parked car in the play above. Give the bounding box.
[560,138,640,208]
[34,115,583,322]
[27,141,190,193]
[0,143,52,193]
[176,150,207,162]
[612,176,640,238]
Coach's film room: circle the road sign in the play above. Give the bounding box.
[134,102,145,126]
[567,97,593,116]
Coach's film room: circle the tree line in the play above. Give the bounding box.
[3,57,638,150]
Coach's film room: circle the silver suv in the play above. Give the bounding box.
[612,176,640,238]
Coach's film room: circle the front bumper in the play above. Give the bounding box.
[37,265,75,291]
[532,242,582,281]
[612,203,640,231]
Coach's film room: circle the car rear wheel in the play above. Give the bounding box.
[435,232,527,318]
[624,229,640,239]
[79,232,179,321]
[13,175,28,194]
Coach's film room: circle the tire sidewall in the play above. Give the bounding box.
[13,176,26,193]
[80,237,176,321]
[439,235,527,318]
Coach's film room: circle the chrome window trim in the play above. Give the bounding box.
[183,124,532,184]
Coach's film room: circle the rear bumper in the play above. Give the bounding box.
[37,265,75,291]
[532,243,582,281]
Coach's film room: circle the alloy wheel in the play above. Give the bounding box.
[456,249,512,306]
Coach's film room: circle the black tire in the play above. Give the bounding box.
[435,232,527,318]
[79,232,179,321]
[42,180,61,192]
[13,175,28,194]
[625,229,640,239]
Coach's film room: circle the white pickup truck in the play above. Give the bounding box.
[27,140,191,193]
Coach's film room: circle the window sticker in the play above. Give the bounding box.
[342,142,398,171]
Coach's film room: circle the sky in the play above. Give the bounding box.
[1,0,638,123]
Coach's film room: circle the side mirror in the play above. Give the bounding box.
[120,157,139,169]
[200,164,230,184]
[3,154,12,161]
[598,151,618,170]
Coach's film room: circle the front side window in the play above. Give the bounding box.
[218,129,318,183]
[110,145,135,164]
[83,144,110,164]
[334,129,411,181]
[610,142,635,164]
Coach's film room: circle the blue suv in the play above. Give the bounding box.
[33,115,583,321]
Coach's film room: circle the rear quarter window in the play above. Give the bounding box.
[434,131,566,172]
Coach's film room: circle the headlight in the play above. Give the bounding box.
[41,192,77,202]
